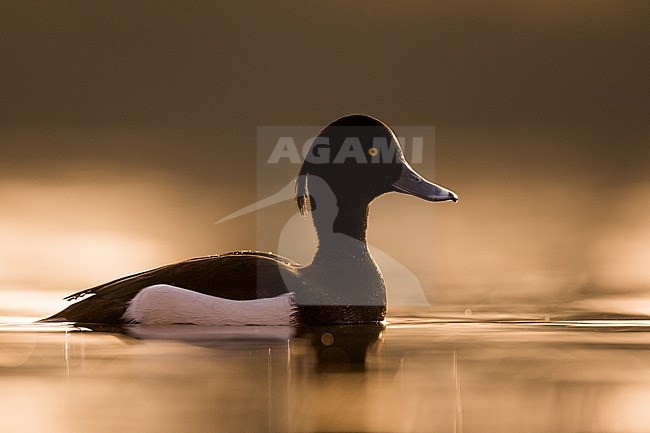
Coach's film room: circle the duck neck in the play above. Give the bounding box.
[312,198,371,261]
[300,195,386,312]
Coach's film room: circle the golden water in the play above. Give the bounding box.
[2,312,649,433]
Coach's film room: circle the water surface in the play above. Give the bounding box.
[2,311,649,433]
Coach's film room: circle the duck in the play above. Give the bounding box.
[43,114,457,326]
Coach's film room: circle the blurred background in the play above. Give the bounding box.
[1,1,648,317]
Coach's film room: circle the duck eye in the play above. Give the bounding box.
[368,147,378,157]
[409,173,422,182]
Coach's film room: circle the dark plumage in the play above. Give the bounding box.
[44,114,457,326]
[46,252,300,324]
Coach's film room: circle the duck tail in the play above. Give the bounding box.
[39,295,127,324]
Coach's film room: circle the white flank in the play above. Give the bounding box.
[123,284,296,325]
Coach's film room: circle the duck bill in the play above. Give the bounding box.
[391,164,458,202]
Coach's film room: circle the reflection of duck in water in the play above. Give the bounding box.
[121,323,385,372]
[43,115,457,326]
[300,323,385,373]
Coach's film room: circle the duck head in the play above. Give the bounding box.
[291,114,457,315]
[295,114,458,217]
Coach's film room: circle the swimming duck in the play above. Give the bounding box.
[44,115,457,326]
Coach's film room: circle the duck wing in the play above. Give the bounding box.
[43,251,302,324]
